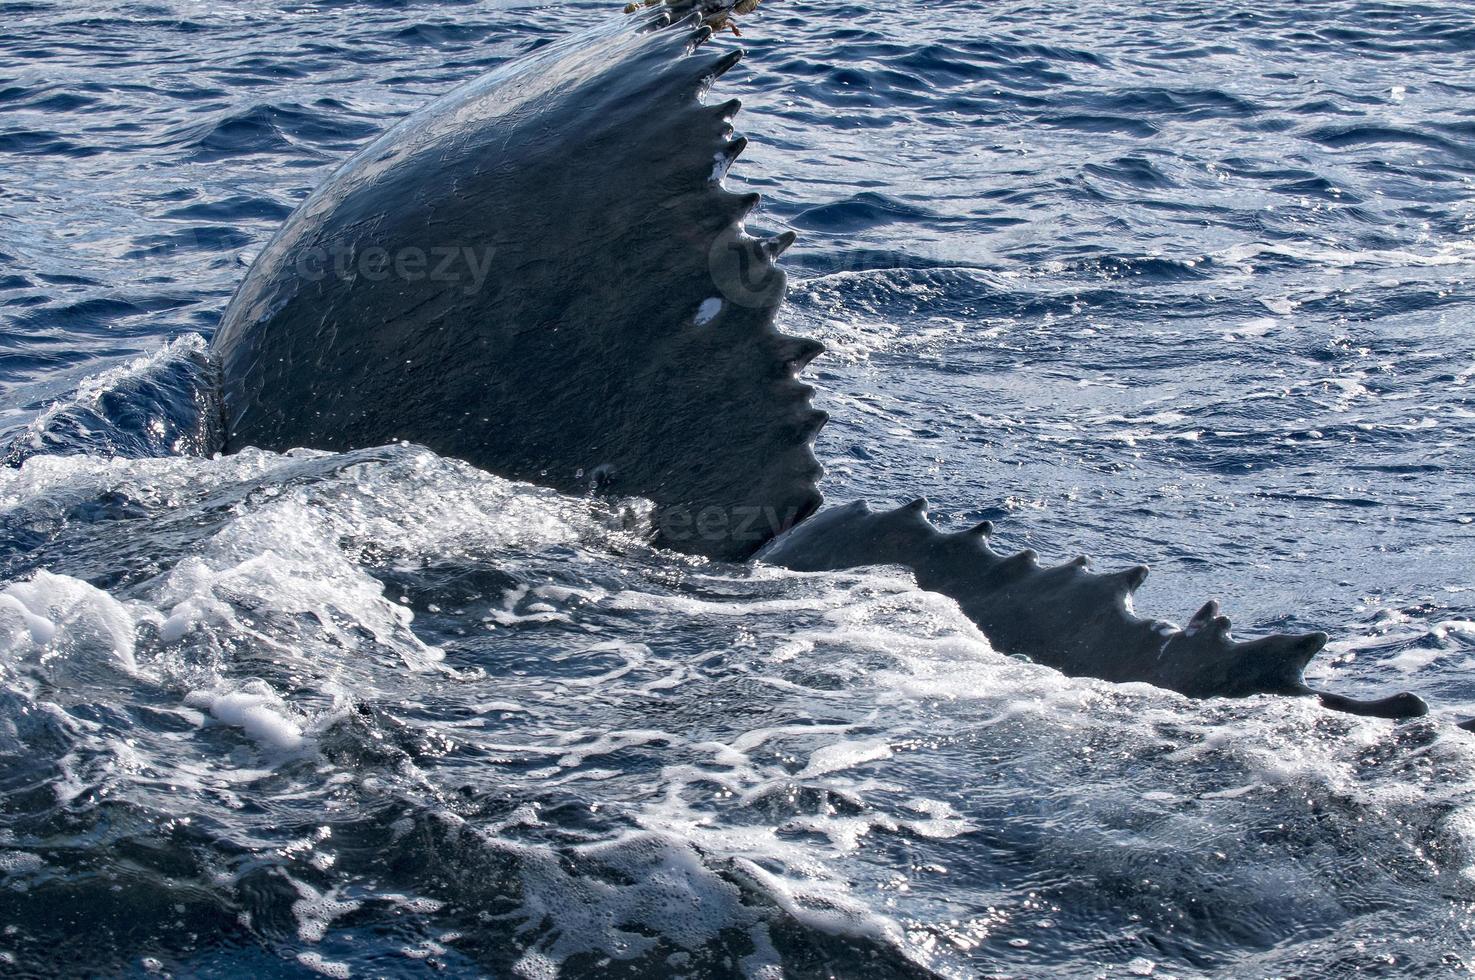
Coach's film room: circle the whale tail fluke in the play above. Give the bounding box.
[759,499,1430,720]
[210,0,825,563]
[1315,690,1430,720]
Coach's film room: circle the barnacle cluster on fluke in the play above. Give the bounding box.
[112,0,1457,725]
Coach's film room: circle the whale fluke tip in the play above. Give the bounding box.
[797,409,828,441]
[1188,600,1219,630]
[766,230,798,257]
[708,48,743,80]
[715,136,747,178]
[778,334,823,373]
[729,190,761,217]
[1007,548,1039,568]
[1316,689,1428,720]
[1241,630,1325,673]
[1114,564,1149,594]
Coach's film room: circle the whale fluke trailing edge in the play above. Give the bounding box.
[212,4,825,563]
[206,1,1444,723]
[758,499,1430,719]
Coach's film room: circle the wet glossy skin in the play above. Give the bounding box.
[212,5,823,561]
[212,1,1441,723]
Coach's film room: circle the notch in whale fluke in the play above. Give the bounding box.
[212,0,824,563]
[759,499,1434,722]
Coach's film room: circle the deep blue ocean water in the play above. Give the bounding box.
[1,1,1474,976]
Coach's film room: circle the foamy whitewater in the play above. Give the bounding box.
[2,0,1475,976]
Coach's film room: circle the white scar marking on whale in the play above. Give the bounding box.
[694,297,723,326]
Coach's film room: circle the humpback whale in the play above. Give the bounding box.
[125,1,1455,724]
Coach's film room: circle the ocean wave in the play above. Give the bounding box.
[0,446,1470,975]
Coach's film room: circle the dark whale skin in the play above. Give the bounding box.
[760,499,1431,720]
[210,1,1443,723]
[211,5,824,561]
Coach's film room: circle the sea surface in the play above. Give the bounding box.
[2,0,1474,976]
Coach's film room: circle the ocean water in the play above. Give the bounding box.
[2,0,1474,977]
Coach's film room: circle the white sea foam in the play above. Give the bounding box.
[0,447,1470,978]
[185,680,305,752]
[0,570,138,676]
[289,876,364,943]
[1213,238,1475,272]
[296,951,352,978]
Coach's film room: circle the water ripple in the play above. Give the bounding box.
[1,0,1473,976]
